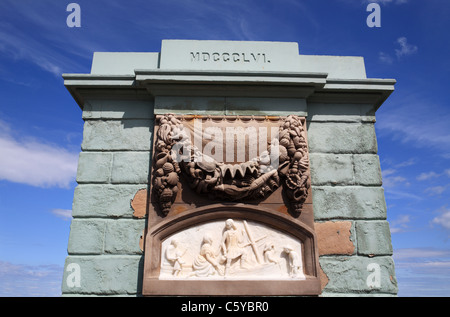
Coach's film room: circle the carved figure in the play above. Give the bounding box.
[221,219,248,275]
[283,245,304,278]
[192,233,224,277]
[165,239,186,276]
[263,243,279,264]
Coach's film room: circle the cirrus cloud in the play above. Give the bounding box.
[0,119,78,188]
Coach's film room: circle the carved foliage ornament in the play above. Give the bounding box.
[152,114,311,217]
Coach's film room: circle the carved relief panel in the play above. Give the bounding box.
[143,114,320,296]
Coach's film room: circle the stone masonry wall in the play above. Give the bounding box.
[62,98,397,296]
[62,98,154,296]
[308,102,397,296]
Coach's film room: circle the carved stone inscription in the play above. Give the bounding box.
[160,218,306,280]
[190,52,271,63]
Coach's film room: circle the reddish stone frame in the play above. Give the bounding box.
[142,115,320,296]
[142,204,321,296]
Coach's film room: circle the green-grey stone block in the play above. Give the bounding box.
[307,122,378,154]
[319,256,397,294]
[82,99,154,120]
[81,120,153,151]
[310,153,354,185]
[353,154,382,186]
[62,255,144,295]
[356,221,393,256]
[225,97,307,116]
[76,152,112,183]
[307,103,376,123]
[111,152,151,184]
[68,219,106,254]
[72,184,147,218]
[154,96,226,115]
[104,219,146,254]
[312,186,387,220]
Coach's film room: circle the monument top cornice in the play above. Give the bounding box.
[63,40,395,111]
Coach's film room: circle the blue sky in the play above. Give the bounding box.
[0,0,449,297]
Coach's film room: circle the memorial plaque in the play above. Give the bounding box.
[142,114,321,296]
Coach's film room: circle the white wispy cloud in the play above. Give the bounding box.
[0,1,92,76]
[417,171,441,181]
[379,36,418,64]
[376,93,450,156]
[432,207,450,231]
[393,247,450,296]
[51,209,72,221]
[390,214,411,233]
[0,119,78,188]
[0,261,63,297]
[382,168,409,188]
[395,37,418,58]
[379,51,394,64]
[425,186,447,196]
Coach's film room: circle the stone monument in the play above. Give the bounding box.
[62,40,398,296]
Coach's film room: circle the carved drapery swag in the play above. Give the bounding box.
[152,114,311,217]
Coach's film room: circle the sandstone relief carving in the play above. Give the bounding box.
[152,114,311,217]
[160,219,306,280]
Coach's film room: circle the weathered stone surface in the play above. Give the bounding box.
[72,184,147,218]
[310,154,353,186]
[307,103,376,123]
[356,221,393,256]
[104,219,146,254]
[62,255,144,295]
[319,256,397,294]
[315,221,355,256]
[111,152,151,184]
[82,99,154,120]
[76,152,112,183]
[81,120,153,151]
[312,186,387,220]
[307,122,378,154]
[68,219,106,254]
[131,189,148,218]
[225,97,307,116]
[154,96,226,115]
[353,154,382,186]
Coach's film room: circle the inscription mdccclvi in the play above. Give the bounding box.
[190,52,271,63]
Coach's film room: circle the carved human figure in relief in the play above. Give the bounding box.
[221,219,248,275]
[165,239,186,276]
[283,245,305,278]
[263,243,279,264]
[192,233,224,277]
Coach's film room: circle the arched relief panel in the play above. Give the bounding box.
[142,204,321,296]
